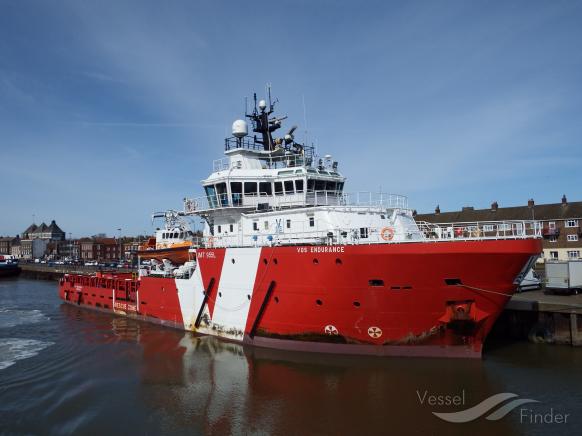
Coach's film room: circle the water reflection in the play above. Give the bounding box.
[58,304,529,435]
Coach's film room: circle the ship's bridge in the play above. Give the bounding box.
[189,147,349,213]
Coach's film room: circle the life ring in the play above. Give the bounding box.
[380,227,395,241]
[207,236,214,248]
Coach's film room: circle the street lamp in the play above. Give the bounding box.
[117,228,122,262]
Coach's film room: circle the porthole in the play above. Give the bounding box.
[316,299,323,306]
[313,258,319,265]
[247,294,251,300]
[263,258,268,265]
[335,258,342,265]
[231,258,236,264]
[274,296,279,303]
[218,292,222,297]
[353,301,361,307]
[273,258,278,265]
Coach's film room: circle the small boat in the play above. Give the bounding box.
[0,255,21,278]
[136,210,197,265]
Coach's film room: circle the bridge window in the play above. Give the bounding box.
[275,181,284,195]
[295,180,304,193]
[205,185,218,207]
[231,182,242,206]
[314,180,325,191]
[244,182,257,196]
[259,182,272,196]
[215,183,228,206]
[284,180,294,194]
[307,179,315,192]
[326,181,337,191]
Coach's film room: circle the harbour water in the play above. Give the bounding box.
[1,278,581,435]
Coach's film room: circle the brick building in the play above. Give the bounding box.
[0,236,19,254]
[79,238,121,262]
[415,195,582,262]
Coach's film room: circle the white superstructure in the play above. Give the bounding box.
[184,90,540,248]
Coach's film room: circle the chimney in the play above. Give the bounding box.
[435,205,440,215]
[491,201,498,211]
[562,194,568,206]
[528,198,535,208]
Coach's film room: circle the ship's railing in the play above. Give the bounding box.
[184,191,409,214]
[416,220,542,240]
[225,136,315,156]
[224,136,264,151]
[308,191,408,209]
[212,153,313,172]
[198,219,541,249]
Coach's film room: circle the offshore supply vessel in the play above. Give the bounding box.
[59,91,542,358]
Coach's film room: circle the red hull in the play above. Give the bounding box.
[58,239,541,358]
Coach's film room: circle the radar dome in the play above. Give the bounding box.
[258,99,267,111]
[232,119,248,138]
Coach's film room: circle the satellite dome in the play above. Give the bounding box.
[258,99,267,111]
[232,119,248,138]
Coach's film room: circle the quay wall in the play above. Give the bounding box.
[19,264,135,281]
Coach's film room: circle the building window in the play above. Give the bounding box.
[567,234,578,242]
[549,236,558,243]
[566,219,579,228]
[548,221,556,229]
[550,251,559,259]
[567,250,580,259]
[309,217,315,227]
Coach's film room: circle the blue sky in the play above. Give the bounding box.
[1,0,581,237]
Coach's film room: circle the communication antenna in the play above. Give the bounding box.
[266,83,272,111]
[302,94,308,146]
